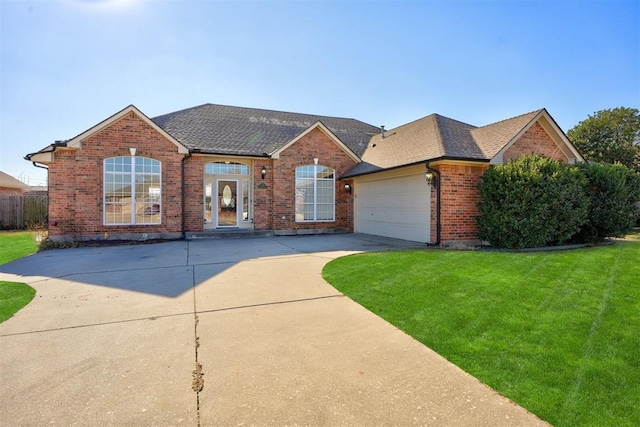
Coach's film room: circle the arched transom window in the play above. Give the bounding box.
[295,165,335,222]
[104,156,161,225]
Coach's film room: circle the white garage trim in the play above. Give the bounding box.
[354,165,431,243]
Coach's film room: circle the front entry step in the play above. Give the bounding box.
[185,229,273,239]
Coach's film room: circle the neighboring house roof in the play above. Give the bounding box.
[0,171,29,191]
[151,103,380,158]
[342,108,583,177]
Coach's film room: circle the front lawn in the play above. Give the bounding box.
[0,231,38,323]
[323,242,640,426]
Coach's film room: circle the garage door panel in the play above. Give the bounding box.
[355,173,430,243]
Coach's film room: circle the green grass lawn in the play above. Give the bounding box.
[323,241,640,427]
[0,231,38,323]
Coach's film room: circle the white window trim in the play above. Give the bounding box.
[295,164,335,222]
[103,156,162,226]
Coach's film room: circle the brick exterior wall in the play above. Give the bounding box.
[258,127,357,234]
[47,117,357,240]
[183,156,204,232]
[252,159,273,230]
[430,163,489,244]
[431,121,571,244]
[47,112,186,241]
[503,122,569,163]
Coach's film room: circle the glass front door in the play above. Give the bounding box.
[204,161,251,230]
[217,180,238,227]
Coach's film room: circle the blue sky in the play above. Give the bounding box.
[1,0,638,186]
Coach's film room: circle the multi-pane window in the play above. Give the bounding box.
[295,165,335,222]
[205,162,249,175]
[104,156,161,225]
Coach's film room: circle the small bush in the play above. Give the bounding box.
[574,162,640,243]
[477,155,589,249]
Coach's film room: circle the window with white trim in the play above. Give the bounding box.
[104,156,161,225]
[295,165,335,221]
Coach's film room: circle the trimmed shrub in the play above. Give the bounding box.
[477,155,589,249]
[574,162,640,243]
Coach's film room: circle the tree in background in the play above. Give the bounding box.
[574,162,640,243]
[567,107,640,172]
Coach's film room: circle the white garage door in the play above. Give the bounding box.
[354,171,431,243]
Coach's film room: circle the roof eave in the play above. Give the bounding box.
[190,150,271,159]
[342,156,490,179]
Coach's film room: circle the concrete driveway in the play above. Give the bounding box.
[0,234,547,426]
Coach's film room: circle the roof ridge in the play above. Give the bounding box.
[433,113,477,129]
[153,102,375,126]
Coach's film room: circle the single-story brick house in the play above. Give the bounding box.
[25,104,583,244]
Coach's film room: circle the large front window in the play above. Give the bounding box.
[104,156,161,225]
[295,165,335,222]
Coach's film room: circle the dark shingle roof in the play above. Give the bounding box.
[152,103,380,158]
[342,109,545,177]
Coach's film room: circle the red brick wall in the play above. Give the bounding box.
[431,163,489,244]
[253,159,274,230]
[267,128,357,233]
[504,122,569,163]
[48,149,77,237]
[183,156,204,232]
[47,112,186,240]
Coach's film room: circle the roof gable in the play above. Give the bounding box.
[270,121,361,162]
[65,105,188,154]
[470,110,542,159]
[487,109,584,164]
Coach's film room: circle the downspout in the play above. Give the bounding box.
[31,162,48,170]
[426,162,441,246]
[25,144,60,234]
[181,151,191,239]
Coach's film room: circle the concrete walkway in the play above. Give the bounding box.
[0,234,548,426]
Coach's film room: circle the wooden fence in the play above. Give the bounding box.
[0,193,48,230]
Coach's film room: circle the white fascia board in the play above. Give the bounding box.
[65,105,189,154]
[489,109,584,164]
[28,151,56,164]
[537,112,585,162]
[269,121,361,163]
[490,110,544,164]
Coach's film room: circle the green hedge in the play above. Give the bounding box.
[477,155,589,249]
[477,155,640,248]
[574,162,640,243]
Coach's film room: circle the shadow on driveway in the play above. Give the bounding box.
[0,234,424,297]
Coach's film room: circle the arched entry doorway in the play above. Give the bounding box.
[204,161,252,229]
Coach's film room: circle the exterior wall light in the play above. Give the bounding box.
[261,166,267,179]
[344,183,352,194]
[425,169,436,186]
